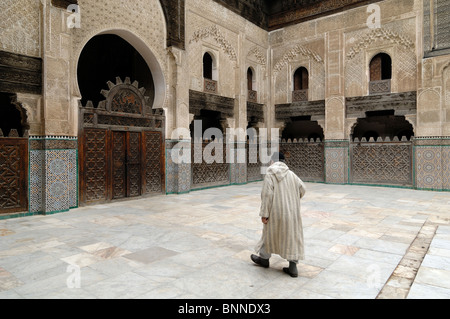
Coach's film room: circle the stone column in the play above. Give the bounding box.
[165,47,192,194]
[414,46,450,191]
[230,32,248,185]
[29,1,78,214]
[165,139,191,194]
[324,30,349,184]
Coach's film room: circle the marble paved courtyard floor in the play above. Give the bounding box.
[1,182,450,299]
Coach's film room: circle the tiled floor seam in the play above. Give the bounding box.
[376,220,438,299]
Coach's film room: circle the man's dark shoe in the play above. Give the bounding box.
[283,262,298,278]
[251,254,269,268]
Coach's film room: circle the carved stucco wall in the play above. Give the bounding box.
[186,0,268,93]
[72,0,167,62]
[445,64,450,136]
[345,20,417,97]
[2,0,447,139]
[272,40,326,104]
[0,0,42,58]
[268,0,421,140]
[0,0,43,136]
[246,45,268,105]
[186,0,269,131]
[418,56,450,136]
[187,24,237,97]
[71,0,168,108]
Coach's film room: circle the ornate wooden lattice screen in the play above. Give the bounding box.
[350,139,413,186]
[111,131,143,200]
[143,131,163,194]
[83,129,108,203]
[79,77,165,205]
[192,141,230,189]
[0,138,28,214]
[280,139,325,182]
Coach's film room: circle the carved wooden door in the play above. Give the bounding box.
[143,131,164,194]
[126,132,141,197]
[112,131,127,199]
[79,78,165,205]
[0,138,28,214]
[82,128,108,203]
[112,131,142,199]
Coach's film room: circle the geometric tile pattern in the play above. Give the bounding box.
[414,136,450,191]
[325,142,349,184]
[29,137,78,214]
[165,141,177,194]
[178,161,191,194]
[165,140,191,194]
[415,147,443,190]
[45,150,70,213]
[443,147,450,190]
[68,149,78,209]
[415,146,450,192]
[29,150,44,214]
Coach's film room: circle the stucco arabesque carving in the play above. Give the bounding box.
[189,25,237,62]
[273,45,323,75]
[346,28,414,60]
[249,46,267,69]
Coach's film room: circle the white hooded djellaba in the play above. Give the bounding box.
[256,161,307,262]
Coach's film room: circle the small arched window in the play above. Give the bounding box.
[247,68,253,91]
[293,67,309,102]
[203,52,217,93]
[369,53,392,94]
[247,67,257,102]
[203,53,213,80]
[370,53,392,81]
[294,67,309,90]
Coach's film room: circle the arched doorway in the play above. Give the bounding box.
[77,34,165,205]
[352,110,414,141]
[77,34,155,107]
[350,111,414,187]
[0,93,29,214]
[280,116,325,182]
[189,109,230,189]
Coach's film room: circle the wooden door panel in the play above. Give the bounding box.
[112,131,126,199]
[81,129,164,205]
[144,131,164,194]
[127,132,141,197]
[83,129,108,203]
[0,138,28,214]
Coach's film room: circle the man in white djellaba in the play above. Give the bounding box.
[251,152,307,277]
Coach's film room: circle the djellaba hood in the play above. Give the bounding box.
[267,161,290,182]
